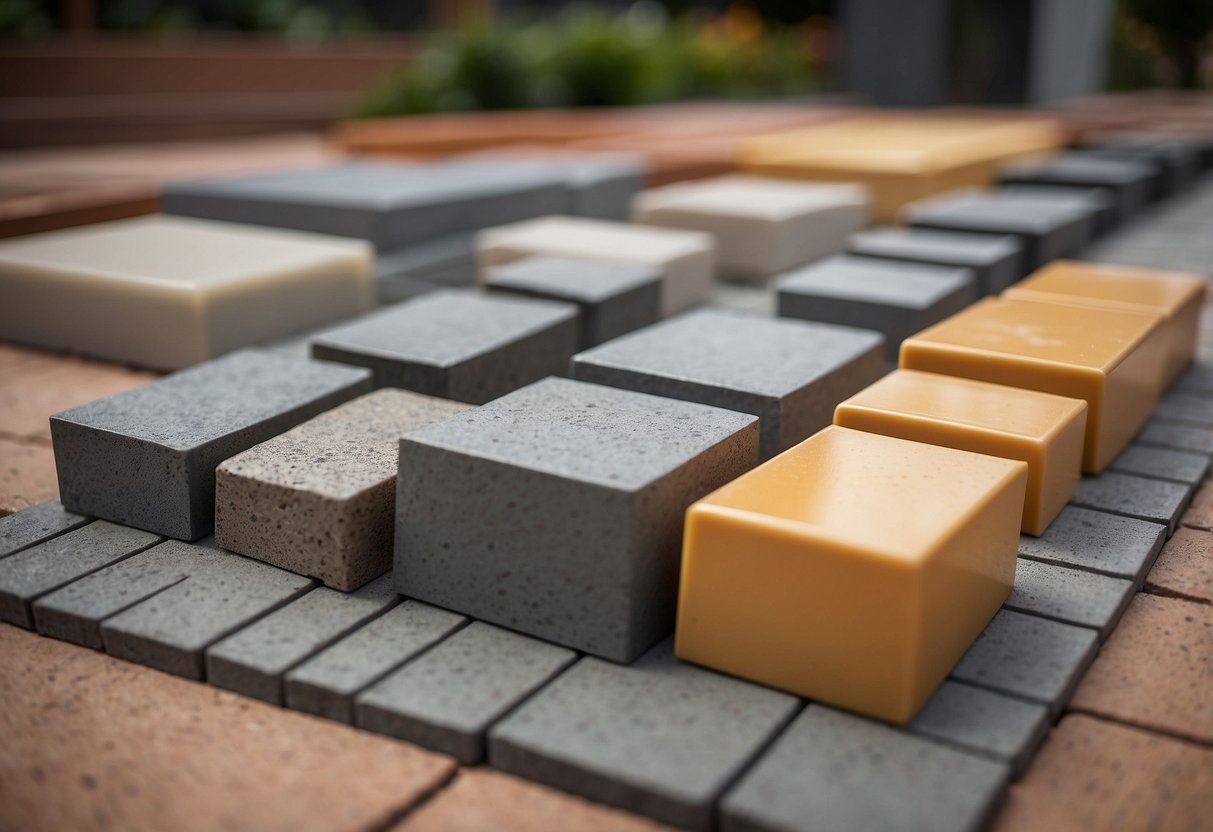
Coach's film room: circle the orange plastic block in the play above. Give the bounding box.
[1004,259,1207,389]
[834,369,1086,535]
[900,297,1166,474]
[675,426,1026,725]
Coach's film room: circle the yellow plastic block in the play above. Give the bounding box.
[834,369,1086,535]
[676,425,1027,725]
[900,297,1166,474]
[1004,259,1207,389]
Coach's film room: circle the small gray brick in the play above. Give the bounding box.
[847,226,1024,293]
[1154,390,1213,428]
[1137,417,1213,454]
[356,621,576,763]
[284,600,466,723]
[1005,558,1135,639]
[999,184,1118,233]
[1175,363,1213,396]
[721,705,1009,832]
[0,501,89,558]
[1018,506,1165,584]
[1071,472,1194,535]
[1110,443,1210,485]
[999,151,1156,222]
[908,681,1049,775]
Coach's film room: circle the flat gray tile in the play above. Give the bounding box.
[0,501,89,558]
[1110,443,1210,485]
[1137,418,1213,455]
[1154,390,1213,428]
[1005,557,1135,639]
[908,681,1049,775]
[1018,506,1165,584]
[1071,472,1194,535]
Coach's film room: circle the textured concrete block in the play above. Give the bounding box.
[284,600,466,723]
[311,289,578,405]
[777,254,975,361]
[0,501,88,558]
[50,350,372,540]
[206,574,401,704]
[999,152,1157,221]
[356,621,576,763]
[847,226,1023,295]
[215,390,471,590]
[1018,506,1165,584]
[573,309,884,458]
[1137,417,1213,455]
[395,377,759,662]
[490,639,799,831]
[721,705,1010,832]
[1071,472,1193,535]
[1005,558,1135,639]
[1155,390,1213,428]
[1111,443,1210,485]
[908,681,1049,774]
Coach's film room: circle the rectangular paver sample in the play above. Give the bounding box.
[908,680,1049,774]
[1111,443,1210,485]
[0,501,89,558]
[848,226,1024,295]
[449,153,647,219]
[1017,506,1165,584]
[1006,557,1135,639]
[1071,472,1193,536]
[999,151,1157,221]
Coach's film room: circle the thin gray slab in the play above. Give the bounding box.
[950,609,1099,717]
[1110,443,1210,485]
[1070,472,1193,536]
[311,289,578,405]
[999,184,1118,233]
[999,151,1157,221]
[283,600,466,723]
[396,377,759,663]
[206,574,401,704]
[721,705,1009,832]
[356,621,577,764]
[776,254,974,362]
[50,350,372,540]
[0,501,89,558]
[1005,557,1135,640]
[1018,506,1165,584]
[847,226,1024,294]
[908,681,1049,775]
[1136,417,1213,455]
[572,308,885,458]
[489,639,799,832]
[1154,390,1213,428]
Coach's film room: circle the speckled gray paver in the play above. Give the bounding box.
[1071,472,1194,535]
[950,609,1099,717]
[489,639,799,831]
[1136,417,1213,454]
[721,705,1009,832]
[484,256,661,349]
[847,226,1023,294]
[572,308,884,458]
[999,151,1157,222]
[776,254,974,361]
[205,574,401,703]
[0,521,162,628]
[908,681,1049,775]
[310,289,578,405]
[0,501,89,558]
[1154,390,1213,428]
[49,350,372,541]
[1110,443,1210,485]
[396,377,759,662]
[1017,506,1165,584]
[1004,557,1135,639]
[356,621,576,763]
[283,600,466,723]
[214,390,471,591]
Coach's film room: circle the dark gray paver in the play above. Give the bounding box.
[1175,363,1213,396]
[1070,472,1194,536]
[1004,557,1135,639]
[847,226,1024,293]
[452,155,646,219]
[1154,390,1213,428]
[1083,135,1203,196]
[908,681,1049,775]
[998,151,1157,221]
[1110,443,1210,485]
[1017,506,1165,584]
[999,184,1118,233]
[0,501,89,558]
[1136,417,1213,454]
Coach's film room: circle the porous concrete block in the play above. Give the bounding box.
[1137,417,1213,455]
[776,254,975,361]
[489,639,799,831]
[1018,506,1165,584]
[0,501,88,558]
[485,257,661,349]
[720,705,1010,832]
[311,289,578,405]
[1006,558,1135,639]
[847,226,1023,295]
[356,621,577,763]
[1071,472,1193,536]
[999,151,1157,221]
[1111,443,1210,485]
[215,390,471,590]
[395,377,759,662]
[284,600,466,723]
[50,350,372,541]
[206,574,401,704]
[908,681,1049,775]
[1154,390,1213,428]
[572,308,884,458]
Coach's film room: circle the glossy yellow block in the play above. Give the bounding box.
[1004,259,1207,389]
[676,426,1026,725]
[834,370,1086,535]
[900,297,1166,474]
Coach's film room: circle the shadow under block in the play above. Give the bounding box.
[834,369,1086,535]
[676,426,1027,725]
[0,215,374,371]
[0,501,89,558]
[572,309,885,459]
[899,297,1167,474]
[395,376,759,663]
[214,390,471,591]
[310,289,578,405]
[632,175,869,281]
[847,226,1024,295]
[475,215,716,316]
[49,350,373,541]
[999,151,1158,221]
[776,254,975,362]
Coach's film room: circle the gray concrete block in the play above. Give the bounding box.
[847,226,1024,294]
[396,377,759,662]
[373,231,479,284]
[951,609,1099,717]
[1018,506,1165,584]
[1071,472,1194,536]
[721,705,1009,832]
[999,184,1118,234]
[908,681,1049,775]
[1110,443,1210,485]
[1082,136,1202,196]
[450,155,646,219]
[311,289,579,405]
[0,501,89,558]
[206,574,401,704]
[572,308,885,458]
[489,639,799,831]
[356,621,576,763]
[1154,390,1213,428]
[0,521,162,628]
[999,151,1157,222]
[776,254,975,362]
[1137,417,1213,455]
[50,350,372,541]
[1175,363,1213,396]
[283,600,466,723]
[485,256,661,349]
[1005,557,1135,640]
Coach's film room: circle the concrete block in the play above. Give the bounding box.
[215,390,472,590]
[1175,363,1213,396]
[489,639,799,831]
[1137,417,1213,455]
[1155,390,1213,428]
[908,681,1049,775]
[999,184,1118,233]
[999,151,1157,221]
[395,377,759,662]
[449,153,647,219]
[311,289,578,405]
[1071,472,1194,536]
[847,226,1023,294]
[356,621,576,763]
[50,350,372,541]
[206,574,401,704]
[573,308,884,458]
[1005,558,1135,639]
[0,501,89,558]
[1111,443,1210,485]
[1083,136,1202,196]
[776,254,975,361]
[1018,506,1165,584]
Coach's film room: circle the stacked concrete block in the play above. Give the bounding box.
[848,226,1024,295]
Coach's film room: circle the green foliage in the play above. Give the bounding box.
[1116,0,1213,88]
[0,0,51,38]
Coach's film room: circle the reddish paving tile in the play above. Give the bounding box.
[1184,481,1213,532]
[1146,526,1213,605]
[0,624,456,832]
[0,437,57,515]
[993,715,1213,832]
[1069,593,1212,745]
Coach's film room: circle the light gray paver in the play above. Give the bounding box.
[0,501,89,558]
[1017,506,1166,584]
[847,226,1024,294]
[1136,417,1213,455]
[908,681,1049,774]
[1004,557,1136,639]
[1071,472,1194,535]
[1110,443,1210,485]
